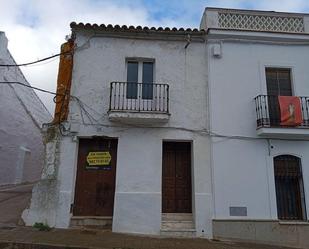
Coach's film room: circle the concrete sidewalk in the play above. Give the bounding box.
[0,227,294,249]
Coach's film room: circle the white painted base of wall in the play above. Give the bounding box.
[213,220,309,249]
[113,192,161,235]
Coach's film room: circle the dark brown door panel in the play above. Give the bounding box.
[73,138,118,216]
[162,142,192,213]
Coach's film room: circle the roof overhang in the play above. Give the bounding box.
[70,22,206,42]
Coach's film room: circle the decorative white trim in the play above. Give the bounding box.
[218,12,305,33]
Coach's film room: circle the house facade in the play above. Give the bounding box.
[23,22,213,237]
[23,7,309,248]
[0,32,51,185]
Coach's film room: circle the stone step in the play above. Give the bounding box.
[160,229,196,238]
[70,216,112,229]
[161,220,194,230]
[162,213,193,221]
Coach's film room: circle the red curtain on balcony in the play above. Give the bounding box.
[278,96,303,126]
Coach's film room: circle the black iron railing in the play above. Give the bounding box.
[254,95,309,128]
[109,82,169,113]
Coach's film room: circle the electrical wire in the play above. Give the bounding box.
[3,80,309,142]
[24,56,60,68]
[0,81,62,95]
[0,51,71,67]
[73,97,107,123]
[72,99,309,141]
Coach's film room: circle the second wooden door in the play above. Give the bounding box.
[162,142,192,213]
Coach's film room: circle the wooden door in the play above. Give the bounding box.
[73,138,117,216]
[162,142,192,213]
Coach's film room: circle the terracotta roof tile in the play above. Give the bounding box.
[70,22,205,34]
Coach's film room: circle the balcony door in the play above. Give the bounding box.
[126,60,154,111]
[126,60,154,98]
[266,68,292,126]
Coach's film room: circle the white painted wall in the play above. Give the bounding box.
[74,34,211,236]
[0,32,51,185]
[208,37,309,220]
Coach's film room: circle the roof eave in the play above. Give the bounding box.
[70,22,206,42]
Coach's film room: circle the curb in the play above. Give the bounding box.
[0,241,94,249]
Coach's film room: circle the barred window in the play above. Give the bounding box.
[274,155,306,220]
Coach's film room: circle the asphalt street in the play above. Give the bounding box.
[0,183,33,228]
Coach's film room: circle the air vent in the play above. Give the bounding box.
[229,206,247,216]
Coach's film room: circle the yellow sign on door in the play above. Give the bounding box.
[86,151,112,166]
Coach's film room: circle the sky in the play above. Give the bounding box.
[1,0,309,113]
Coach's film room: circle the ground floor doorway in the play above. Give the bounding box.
[162,141,192,213]
[73,138,118,216]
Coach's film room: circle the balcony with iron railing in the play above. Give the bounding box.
[108,82,170,123]
[254,95,309,138]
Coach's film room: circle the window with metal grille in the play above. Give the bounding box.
[274,155,306,220]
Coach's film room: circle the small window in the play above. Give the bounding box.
[274,155,306,220]
[126,60,154,99]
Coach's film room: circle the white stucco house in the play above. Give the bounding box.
[23,19,213,238]
[23,7,309,248]
[0,32,52,185]
[203,8,309,248]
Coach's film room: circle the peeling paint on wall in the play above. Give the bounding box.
[22,126,62,227]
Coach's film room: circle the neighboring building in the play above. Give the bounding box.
[23,7,309,248]
[203,8,309,248]
[0,32,52,185]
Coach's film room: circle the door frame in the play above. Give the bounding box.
[161,140,194,214]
